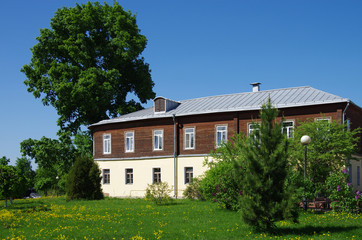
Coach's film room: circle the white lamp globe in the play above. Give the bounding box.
[300,135,311,145]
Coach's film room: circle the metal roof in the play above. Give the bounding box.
[90,86,350,127]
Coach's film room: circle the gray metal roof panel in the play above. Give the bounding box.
[90,86,350,127]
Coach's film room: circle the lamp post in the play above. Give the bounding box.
[300,135,311,211]
[56,176,59,197]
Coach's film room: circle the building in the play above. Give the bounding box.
[89,84,362,197]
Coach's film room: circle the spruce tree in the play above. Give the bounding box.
[66,155,103,200]
[237,98,298,231]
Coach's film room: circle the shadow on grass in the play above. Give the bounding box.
[5,200,50,213]
[273,225,359,236]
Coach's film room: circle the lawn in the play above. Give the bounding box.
[0,197,361,240]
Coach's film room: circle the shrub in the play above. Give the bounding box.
[66,154,103,201]
[183,177,205,200]
[326,169,361,212]
[200,160,241,210]
[145,182,172,205]
[199,134,245,210]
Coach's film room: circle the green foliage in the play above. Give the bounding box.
[326,169,361,212]
[183,177,205,200]
[290,119,361,196]
[73,130,93,156]
[145,182,172,205]
[0,166,19,208]
[0,156,10,166]
[21,1,155,134]
[199,134,244,210]
[20,136,75,194]
[238,98,298,231]
[13,157,35,198]
[66,155,103,201]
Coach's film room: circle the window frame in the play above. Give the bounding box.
[315,117,331,123]
[125,168,133,184]
[184,167,193,184]
[153,129,164,151]
[125,131,135,153]
[248,122,260,136]
[282,120,295,139]
[184,127,195,150]
[103,169,110,184]
[215,125,228,148]
[153,168,161,184]
[103,134,111,155]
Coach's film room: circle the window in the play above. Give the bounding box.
[358,166,360,186]
[282,121,294,138]
[103,134,111,154]
[103,169,110,184]
[248,123,260,136]
[316,117,331,123]
[125,131,134,153]
[216,125,227,147]
[185,128,195,150]
[153,130,163,150]
[125,168,133,184]
[153,168,161,183]
[185,167,193,184]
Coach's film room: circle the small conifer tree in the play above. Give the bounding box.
[237,98,298,231]
[66,155,103,200]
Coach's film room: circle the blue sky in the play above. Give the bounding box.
[1,0,361,166]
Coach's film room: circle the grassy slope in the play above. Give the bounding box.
[0,197,361,239]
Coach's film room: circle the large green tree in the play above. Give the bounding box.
[236,98,298,231]
[21,1,155,134]
[20,136,75,195]
[0,165,19,208]
[13,157,35,198]
[290,119,361,195]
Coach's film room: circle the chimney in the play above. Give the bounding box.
[250,82,261,92]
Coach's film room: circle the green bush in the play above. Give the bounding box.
[65,155,103,201]
[183,177,205,200]
[326,169,361,212]
[145,182,172,205]
[200,160,241,210]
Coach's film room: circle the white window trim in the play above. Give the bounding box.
[282,120,295,139]
[184,127,196,150]
[215,125,228,148]
[103,134,111,155]
[315,117,331,123]
[153,129,164,151]
[125,131,135,153]
[247,122,260,136]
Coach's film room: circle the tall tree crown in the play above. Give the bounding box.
[21,1,155,133]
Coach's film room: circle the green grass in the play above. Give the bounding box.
[0,197,361,239]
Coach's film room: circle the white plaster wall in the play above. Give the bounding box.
[96,156,209,198]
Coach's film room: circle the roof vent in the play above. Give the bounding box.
[250,82,261,92]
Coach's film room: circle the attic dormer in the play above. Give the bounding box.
[154,97,180,113]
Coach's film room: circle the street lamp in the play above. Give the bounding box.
[300,135,311,211]
[56,176,59,197]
